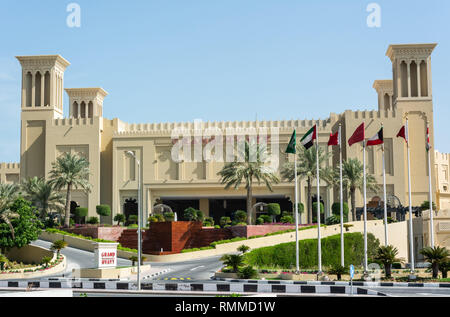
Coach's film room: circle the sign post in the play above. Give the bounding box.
[94,242,119,268]
[349,264,355,296]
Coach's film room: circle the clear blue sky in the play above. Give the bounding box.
[0,0,449,162]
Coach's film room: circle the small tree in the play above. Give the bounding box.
[0,254,8,271]
[420,201,437,212]
[196,210,204,222]
[220,254,244,273]
[331,202,349,221]
[114,214,126,226]
[440,260,450,279]
[374,245,404,278]
[238,266,258,279]
[128,215,138,225]
[220,216,231,227]
[328,265,348,281]
[312,202,324,223]
[163,212,175,222]
[129,255,147,266]
[51,240,68,257]
[420,246,449,278]
[267,203,281,223]
[41,256,52,268]
[234,210,247,223]
[86,216,99,225]
[237,245,250,254]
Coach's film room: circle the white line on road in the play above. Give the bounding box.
[190,266,205,271]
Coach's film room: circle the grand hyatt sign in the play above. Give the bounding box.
[94,242,119,268]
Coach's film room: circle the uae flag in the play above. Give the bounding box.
[328,130,339,146]
[426,126,431,151]
[348,123,365,146]
[366,128,383,146]
[301,125,317,150]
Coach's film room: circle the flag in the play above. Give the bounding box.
[366,128,384,146]
[348,123,365,146]
[397,125,408,143]
[328,131,339,146]
[426,126,431,151]
[300,125,316,150]
[285,130,296,154]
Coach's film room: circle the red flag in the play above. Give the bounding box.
[348,123,365,146]
[397,125,408,143]
[426,126,431,151]
[328,131,339,146]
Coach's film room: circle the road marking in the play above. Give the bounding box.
[190,266,205,271]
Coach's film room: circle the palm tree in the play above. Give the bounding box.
[220,254,244,273]
[51,240,68,257]
[218,141,279,225]
[420,246,450,278]
[48,153,92,227]
[237,245,250,254]
[374,245,404,278]
[281,145,329,224]
[0,183,20,239]
[342,158,378,221]
[22,177,65,220]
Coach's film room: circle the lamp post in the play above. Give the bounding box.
[126,151,142,291]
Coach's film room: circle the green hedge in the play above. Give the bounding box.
[96,205,111,217]
[244,232,380,269]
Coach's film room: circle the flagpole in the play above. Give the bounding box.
[406,117,415,274]
[427,121,435,248]
[294,150,300,273]
[382,129,389,246]
[363,140,368,274]
[316,124,322,275]
[339,123,344,267]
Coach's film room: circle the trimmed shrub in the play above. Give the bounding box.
[234,210,247,223]
[74,207,88,223]
[280,215,294,224]
[203,217,214,227]
[267,203,281,221]
[260,215,272,223]
[312,202,324,223]
[154,214,165,222]
[148,216,159,223]
[96,205,111,217]
[245,232,380,269]
[86,216,99,225]
[128,215,138,224]
[256,217,264,225]
[295,203,305,214]
[196,210,204,222]
[331,202,349,218]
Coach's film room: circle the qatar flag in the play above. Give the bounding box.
[366,128,384,146]
[348,123,365,146]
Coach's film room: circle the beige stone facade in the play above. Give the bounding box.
[0,43,443,232]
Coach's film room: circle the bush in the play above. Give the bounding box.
[196,210,204,222]
[420,201,437,211]
[312,202,324,223]
[214,225,220,229]
[128,215,138,224]
[238,266,258,279]
[280,215,294,224]
[163,212,175,222]
[203,217,214,227]
[148,216,159,223]
[220,216,231,227]
[234,210,247,223]
[325,215,340,225]
[267,203,281,221]
[260,215,272,223]
[184,207,198,221]
[331,202,349,218]
[154,214,165,222]
[256,217,264,225]
[245,232,380,269]
[113,214,126,226]
[74,207,88,218]
[96,205,111,217]
[295,203,305,214]
[86,217,99,225]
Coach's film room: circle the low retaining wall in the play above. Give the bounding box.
[230,225,296,238]
[0,245,66,280]
[64,226,126,241]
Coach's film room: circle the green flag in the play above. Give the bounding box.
[285,130,296,154]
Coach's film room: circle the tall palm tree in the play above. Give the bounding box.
[21,177,65,220]
[0,183,20,239]
[342,158,378,221]
[374,245,404,278]
[420,246,449,278]
[281,145,329,224]
[48,153,92,228]
[218,141,279,225]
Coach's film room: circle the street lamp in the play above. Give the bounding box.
[126,151,142,291]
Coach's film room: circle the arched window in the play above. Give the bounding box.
[88,101,93,118]
[410,61,418,97]
[73,102,79,118]
[384,93,391,110]
[420,61,428,97]
[80,101,86,118]
[400,61,408,97]
[26,72,32,107]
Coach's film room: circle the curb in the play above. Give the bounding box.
[0,280,386,296]
[211,277,450,289]
[42,268,170,282]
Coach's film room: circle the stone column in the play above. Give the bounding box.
[417,61,422,97]
[31,72,35,107]
[40,73,45,106]
[21,71,26,107]
[407,60,411,97]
